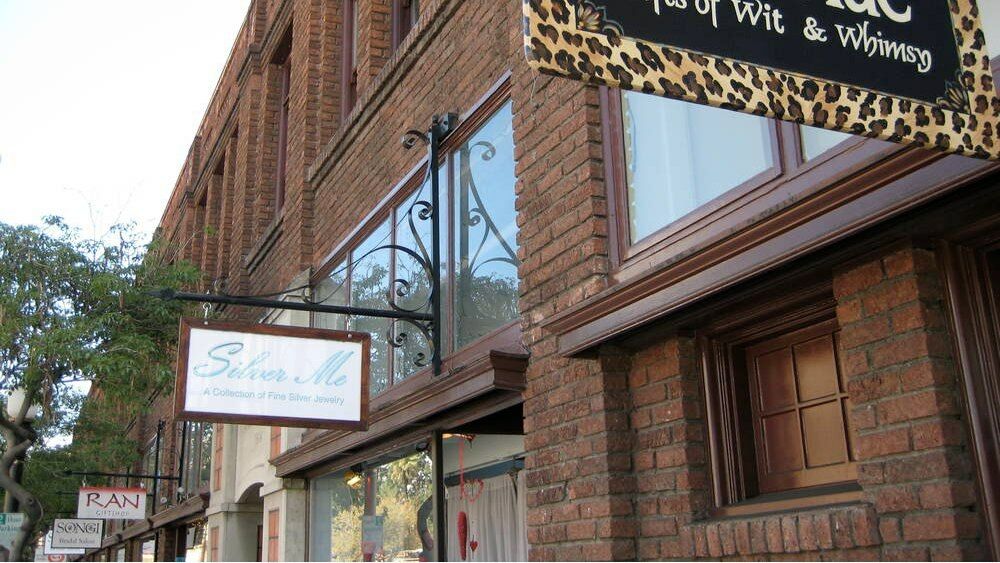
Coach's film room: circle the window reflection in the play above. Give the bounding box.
[622,91,773,242]
[452,101,519,349]
[351,220,393,395]
[180,422,213,495]
[314,262,349,332]
[800,124,853,162]
[310,446,433,562]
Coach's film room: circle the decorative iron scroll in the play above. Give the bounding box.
[523,0,1000,159]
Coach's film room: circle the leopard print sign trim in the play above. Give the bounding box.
[523,0,1000,160]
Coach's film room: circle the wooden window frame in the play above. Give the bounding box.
[700,284,861,517]
[311,75,517,403]
[273,35,292,214]
[392,0,418,50]
[342,0,359,117]
[602,87,871,280]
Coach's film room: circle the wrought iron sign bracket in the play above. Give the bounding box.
[151,115,458,376]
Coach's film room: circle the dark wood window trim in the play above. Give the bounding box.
[391,0,418,50]
[700,282,860,515]
[272,28,292,215]
[275,58,291,212]
[550,61,1000,358]
[938,230,1000,558]
[602,87,870,277]
[310,76,518,399]
[342,0,359,118]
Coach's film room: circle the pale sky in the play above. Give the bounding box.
[0,0,251,239]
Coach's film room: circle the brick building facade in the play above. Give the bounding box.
[84,0,1000,560]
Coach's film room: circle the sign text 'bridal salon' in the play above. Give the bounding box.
[523,0,1000,159]
[175,319,370,430]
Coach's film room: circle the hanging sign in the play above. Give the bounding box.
[77,487,147,520]
[523,0,1000,159]
[49,520,103,550]
[0,513,24,560]
[175,319,371,430]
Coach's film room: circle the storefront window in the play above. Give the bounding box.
[621,91,774,243]
[314,98,519,397]
[141,538,156,563]
[310,445,433,562]
[309,431,528,562]
[181,522,206,562]
[442,434,527,562]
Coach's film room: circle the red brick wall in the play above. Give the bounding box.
[834,244,985,560]
[520,242,989,561]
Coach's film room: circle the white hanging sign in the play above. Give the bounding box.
[175,319,371,430]
[49,520,103,550]
[77,487,147,520]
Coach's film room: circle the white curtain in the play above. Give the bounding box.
[446,473,527,562]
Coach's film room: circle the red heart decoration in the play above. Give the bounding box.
[470,540,479,553]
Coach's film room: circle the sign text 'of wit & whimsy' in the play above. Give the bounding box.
[523,0,1000,159]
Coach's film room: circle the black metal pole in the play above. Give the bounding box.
[176,422,188,494]
[430,117,444,377]
[148,289,433,322]
[62,470,180,481]
[151,420,163,511]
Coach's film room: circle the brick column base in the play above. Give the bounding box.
[834,242,986,560]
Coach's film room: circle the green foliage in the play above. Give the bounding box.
[0,217,199,529]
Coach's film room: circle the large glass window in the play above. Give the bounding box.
[314,99,518,397]
[309,430,528,562]
[310,445,433,562]
[351,220,393,395]
[140,438,159,497]
[621,91,774,242]
[452,102,519,348]
[180,422,213,496]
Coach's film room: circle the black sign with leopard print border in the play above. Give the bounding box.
[523,0,1000,160]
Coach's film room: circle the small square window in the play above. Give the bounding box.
[704,312,859,513]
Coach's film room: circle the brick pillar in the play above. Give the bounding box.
[627,337,710,560]
[525,347,635,561]
[834,242,986,560]
[356,0,391,94]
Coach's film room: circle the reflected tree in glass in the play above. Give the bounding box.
[452,101,520,349]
